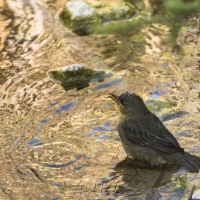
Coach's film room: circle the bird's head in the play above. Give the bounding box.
[109,92,148,118]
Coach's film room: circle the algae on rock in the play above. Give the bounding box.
[48,64,112,90]
[60,0,135,34]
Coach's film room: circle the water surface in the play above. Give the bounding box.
[0,0,200,199]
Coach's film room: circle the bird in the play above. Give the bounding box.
[109,92,200,173]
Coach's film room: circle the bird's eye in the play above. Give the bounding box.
[118,97,123,102]
[119,98,125,105]
[120,101,124,105]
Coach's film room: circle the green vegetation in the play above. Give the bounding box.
[163,0,200,46]
[178,174,187,189]
[88,18,148,36]
[164,0,200,20]
[60,8,72,27]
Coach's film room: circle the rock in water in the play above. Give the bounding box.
[48,64,112,91]
[60,0,135,35]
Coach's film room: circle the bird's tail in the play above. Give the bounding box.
[181,153,200,173]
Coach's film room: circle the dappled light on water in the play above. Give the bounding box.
[0,0,200,199]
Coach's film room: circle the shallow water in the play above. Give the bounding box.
[0,0,200,199]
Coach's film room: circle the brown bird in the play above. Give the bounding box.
[109,92,200,173]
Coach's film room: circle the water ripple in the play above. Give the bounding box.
[94,79,123,90]
[55,102,76,114]
[43,154,82,168]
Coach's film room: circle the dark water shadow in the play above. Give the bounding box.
[101,158,181,198]
[115,158,181,188]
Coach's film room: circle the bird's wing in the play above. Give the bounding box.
[118,113,184,154]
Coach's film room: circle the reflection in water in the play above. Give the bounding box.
[72,164,89,172]
[55,101,76,113]
[88,121,115,137]
[149,86,165,99]
[98,135,113,141]
[161,111,189,122]
[43,154,82,168]
[13,137,24,149]
[53,183,62,187]
[1,0,200,199]
[93,78,123,90]
[40,117,52,124]
[50,102,59,107]
[27,138,42,149]
[100,158,182,199]
[160,62,169,67]
[115,159,181,188]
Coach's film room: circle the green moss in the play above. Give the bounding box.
[48,66,112,90]
[131,34,145,43]
[60,7,99,34]
[178,175,187,189]
[145,100,176,113]
[60,2,136,35]
[95,3,135,22]
[164,0,200,20]
[60,8,72,27]
[88,18,148,36]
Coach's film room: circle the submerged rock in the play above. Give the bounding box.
[60,0,135,35]
[146,99,176,113]
[48,64,112,90]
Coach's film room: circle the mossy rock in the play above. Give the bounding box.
[88,17,147,35]
[60,0,135,35]
[94,2,135,22]
[60,1,99,34]
[48,64,112,91]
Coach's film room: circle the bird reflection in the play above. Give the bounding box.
[100,158,181,198]
[115,158,181,189]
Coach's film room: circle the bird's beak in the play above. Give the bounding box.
[108,93,120,104]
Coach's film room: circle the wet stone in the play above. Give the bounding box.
[60,0,135,35]
[60,0,97,35]
[48,64,112,91]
